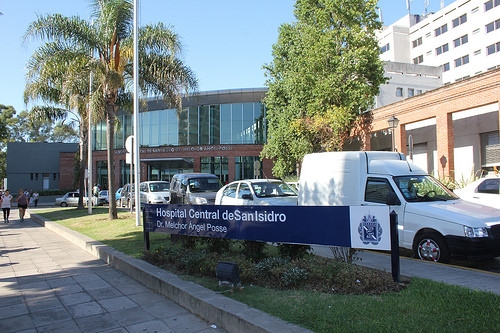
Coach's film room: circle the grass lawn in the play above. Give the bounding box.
[33,207,500,333]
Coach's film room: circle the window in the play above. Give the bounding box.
[380,43,390,54]
[453,35,468,47]
[442,62,450,72]
[436,43,449,55]
[452,14,467,28]
[365,178,396,204]
[408,88,415,97]
[416,89,423,95]
[396,87,403,97]
[454,55,470,67]
[487,41,500,55]
[237,183,251,199]
[412,55,424,64]
[477,179,500,194]
[486,19,500,33]
[485,0,500,11]
[222,183,238,199]
[412,37,422,48]
[434,24,448,37]
[474,49,481,55]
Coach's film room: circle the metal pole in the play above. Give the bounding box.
[133,0,141,226]
[88,70,93,214]
[390,210,400,283]
[143,208,150,251]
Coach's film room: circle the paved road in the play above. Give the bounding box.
[0,208,227,333]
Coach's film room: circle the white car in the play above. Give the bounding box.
[215,179,298,206]
[454,176,500,209]
[139,181,170,204]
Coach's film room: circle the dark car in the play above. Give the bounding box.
[169,173,222,205]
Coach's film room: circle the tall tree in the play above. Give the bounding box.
[24,0,198,219]
[262,0,386,178]
[0,105,18,182]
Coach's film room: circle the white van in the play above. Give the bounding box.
[298,151,500,263]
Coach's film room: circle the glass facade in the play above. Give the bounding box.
[141,102,266,147]
[93,101,266,149]
[91,90,268,186]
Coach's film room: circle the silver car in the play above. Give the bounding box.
[139,181,170,204]
[55,192,89,207]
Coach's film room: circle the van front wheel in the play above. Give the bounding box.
[413,232,450,263]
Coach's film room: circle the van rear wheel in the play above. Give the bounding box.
[413,231,450,263]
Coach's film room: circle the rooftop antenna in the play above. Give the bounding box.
[378,8,383,23]
[424,0,430,16]
[406,0,412,15]
[440,0,444,9]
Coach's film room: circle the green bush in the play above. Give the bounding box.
[143,240,403,295]
[277,243,311,259]
[241,240,267,261]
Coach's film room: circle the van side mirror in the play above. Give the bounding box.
[386,192,400,206]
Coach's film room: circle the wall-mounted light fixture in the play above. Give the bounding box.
[387,115,400,152]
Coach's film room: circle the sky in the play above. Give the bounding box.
[0,0,450,113]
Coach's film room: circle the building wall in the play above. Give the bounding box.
[6,142,78,192]
[376,62,443,107]
[369,67,500,180]
[379,0,500,84]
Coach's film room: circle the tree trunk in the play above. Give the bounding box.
[106,104,118,219]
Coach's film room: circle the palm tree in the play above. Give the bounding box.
[24,0,198,219]
[24,44,94,209]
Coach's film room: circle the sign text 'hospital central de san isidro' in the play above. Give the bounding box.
[143,204,392,251]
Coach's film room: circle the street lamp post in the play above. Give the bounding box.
[387,115,399,152]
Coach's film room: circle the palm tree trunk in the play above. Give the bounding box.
[106,104,118,219]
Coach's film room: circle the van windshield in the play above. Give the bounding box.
[188,178,222,193]
[394,175,458,202]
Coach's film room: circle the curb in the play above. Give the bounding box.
[30,213,312,333]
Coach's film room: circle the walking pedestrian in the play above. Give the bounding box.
[17,189,28,223]
[1,190,12,223]
[32,191,39,207]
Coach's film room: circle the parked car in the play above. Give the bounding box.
[286,181,299,192]
[215,179,298,206]
[169,173,222,205]
[98,190,109,205]
[55,192,89,207]
[115,187,122,201]
[119,184,135,208]
[139,181,170,204]
[454,176,500,209]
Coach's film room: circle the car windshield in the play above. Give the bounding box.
[252,181,297,198]
[149,182,170,192]
[188,178,222,193]
[394,175,458,202]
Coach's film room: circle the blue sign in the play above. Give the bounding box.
[143,204,391,250]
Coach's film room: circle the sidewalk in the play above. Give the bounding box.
[4,198,500,332]
[0,209,228,333]
[1,207,310,333]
